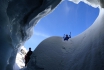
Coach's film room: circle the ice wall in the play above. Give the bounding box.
[26,0,104,70]
[0,0,61,70]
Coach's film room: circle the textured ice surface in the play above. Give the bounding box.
[69,0,104,8]
[13,46,27,70]
[0,0,61,70]
[26,1,104,70]
[15,46,27,68]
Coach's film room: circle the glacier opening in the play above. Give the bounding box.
[26,0,104,70]
[0,0,61,70]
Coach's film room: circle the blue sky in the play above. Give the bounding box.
[24,0,99,51]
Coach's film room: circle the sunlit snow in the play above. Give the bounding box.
[0,0,104,70]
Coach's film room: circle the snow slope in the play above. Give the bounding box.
[26,1,104,70]
[0,0,104,70]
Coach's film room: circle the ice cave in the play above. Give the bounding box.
[0,0,104,70]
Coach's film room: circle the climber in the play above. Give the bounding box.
[63,34,69,41]
[63,32,71,41]
[25,48,33,66]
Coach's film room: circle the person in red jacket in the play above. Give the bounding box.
[25,48,33,66]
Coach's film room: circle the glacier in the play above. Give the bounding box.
[26,0,104,70]
[0,0,104,70]
[0,0,61,70]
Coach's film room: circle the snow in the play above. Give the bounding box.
[25,1,104,70]
[15,46,27,69]
[13,46,27,70]
[0,0,104,70]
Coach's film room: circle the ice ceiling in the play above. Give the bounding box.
[0,0,104,70]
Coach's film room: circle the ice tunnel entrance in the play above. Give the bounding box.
[23,0,104,70]
[24,0,99,50]
[14,0,103,70]
[14,1,99,69]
